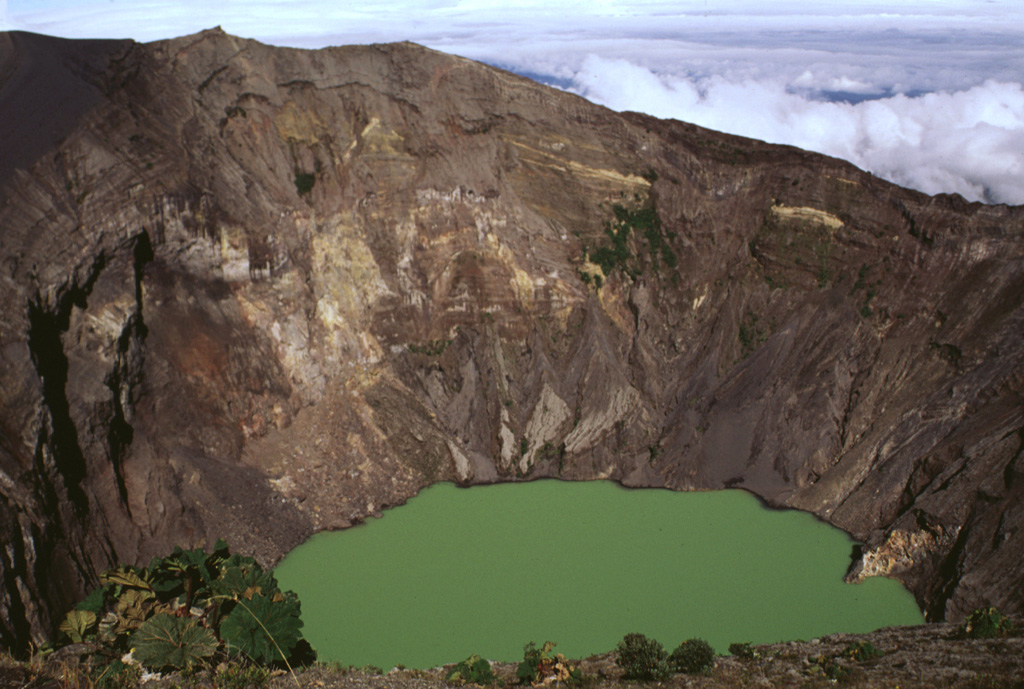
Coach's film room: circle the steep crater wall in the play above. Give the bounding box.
[0,28,1022,650]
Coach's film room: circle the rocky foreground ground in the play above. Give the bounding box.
[2,620,1021,688]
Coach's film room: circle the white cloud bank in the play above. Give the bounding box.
[5,0,1024,204]
[569,58,1024,204]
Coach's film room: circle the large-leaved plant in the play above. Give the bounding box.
[53,540,314,676]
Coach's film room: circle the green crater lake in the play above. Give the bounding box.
[274,480,923,669]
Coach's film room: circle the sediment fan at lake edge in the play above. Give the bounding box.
[0,27,1022,651]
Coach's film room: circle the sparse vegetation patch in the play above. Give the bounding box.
[959,607,1016,639]
[581,196,675,285]
[728,641,757,659]
[408,339,452,356]
[842,640,884,661]
[614,633,672,681]
[48,540,313,682]
[294,171,316,195]
[516,641,582,685]
[738,311,771,358]
[446,654,498,685]
[669,638,715,674]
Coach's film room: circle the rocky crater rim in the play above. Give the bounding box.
[0,28,1022,652]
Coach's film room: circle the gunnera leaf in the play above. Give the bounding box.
[147,546,216,599]
[101,565,154,591]
[59,609,97,643]
[75,585,110,616]
[220,553,258,569]
[132,613,218,670]
[115,588,154,631]
[213,562,278,599]
[211,538,231,561]
[220,592,303,664]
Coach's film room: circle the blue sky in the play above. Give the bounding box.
[4,1,1023,204]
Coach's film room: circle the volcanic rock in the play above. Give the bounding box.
[0,28,1022,649]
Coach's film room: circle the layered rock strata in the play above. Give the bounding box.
[1,28,1022,649]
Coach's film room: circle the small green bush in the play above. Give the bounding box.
[517,641,581,685]
[517,641,551,685]
[817,656,849,681]
[728,642,756,659]
[669,638,715,675]
[294,171,315,195]
[842,640,884,661]
[959,607,1016,639]
[446,655,497,685]
[615,633,671,681]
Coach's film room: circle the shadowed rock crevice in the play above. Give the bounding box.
[26,258,106,517]
[103,232,154,512]
[0,496,32,651]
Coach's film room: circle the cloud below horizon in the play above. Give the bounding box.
[566,57,1024,205]
[5,0,1024,204]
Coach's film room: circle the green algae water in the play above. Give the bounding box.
[274,481,922,669]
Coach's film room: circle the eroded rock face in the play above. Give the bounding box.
[1,28,1022,649]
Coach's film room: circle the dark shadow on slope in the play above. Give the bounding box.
[0,31,132,190]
